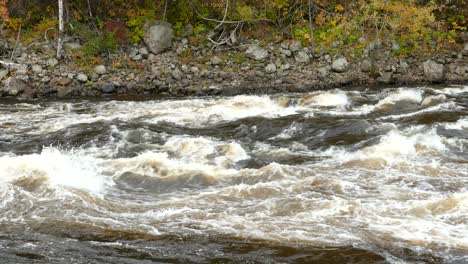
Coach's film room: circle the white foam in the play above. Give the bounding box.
[445,117,468,130]
[376,88,423,108]
[299,91,349,107]
[0,147,108,193]
[433,86,468,95]
[336,129,447,164]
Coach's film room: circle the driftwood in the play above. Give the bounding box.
[0,59,21,68]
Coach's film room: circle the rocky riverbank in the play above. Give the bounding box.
[1,25,467,99]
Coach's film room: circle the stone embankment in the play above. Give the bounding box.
[1,21,467,99]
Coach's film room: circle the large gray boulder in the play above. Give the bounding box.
[295,51,310,63]
[1,77,28,96]
[245,45,268,61]
[423,60,445,83]
[144,21,174,54]
[331,57,349,73]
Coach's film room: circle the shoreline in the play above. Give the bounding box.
[1,37,467,100]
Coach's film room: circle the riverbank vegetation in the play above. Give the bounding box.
[0,0,466,61]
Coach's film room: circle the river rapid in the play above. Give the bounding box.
[0,86,467,263]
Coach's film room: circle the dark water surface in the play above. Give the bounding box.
[0,86,467,263]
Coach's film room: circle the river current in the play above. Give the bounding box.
[0,86,467,263]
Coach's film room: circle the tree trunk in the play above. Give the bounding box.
[308,0,315,49]
[0,0,9,20]
[57,0,64,59]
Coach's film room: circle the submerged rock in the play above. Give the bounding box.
[421,94,446,107]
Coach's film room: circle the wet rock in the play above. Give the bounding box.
[332,57,349,73]
[47,58,59,67]
[94,65,107,75]
[377,72,393,84]
[245,45,268,61]
[76,73,88,83]
[361,60,373,72]
[144,21,174,54]
[421,94,446,107]
[265,63,277,73]
[1,77,27,96]
[423,60,445,83]
[101,82,116,93]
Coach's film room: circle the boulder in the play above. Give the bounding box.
[361,60,373,72]
[376,72,393,84]
[289,41,302,52]
[58,78,72,86]
[31,64,43,74]
[245,45,268,61]
[171,68,183,80]
[94,65,107,75]
[331,57,349,73]
[265,63,277,73]
[76,73,88,83]
[57,86,74,98]
[1,77,28,96]
[144,21,174,54]
[317,67,329,78]
[423,60,445,83]
[138,47,149,59]
[47,58,59,67]
[421,94,446,107]
[101,83,116,93]
[280,63,291,71]
[295,51,309,63]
